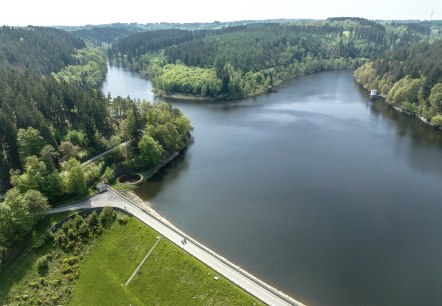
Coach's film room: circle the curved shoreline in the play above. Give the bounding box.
[353,78,441,130]
[47,188,306,306]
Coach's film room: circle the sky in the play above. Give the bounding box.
[0,0,440,26]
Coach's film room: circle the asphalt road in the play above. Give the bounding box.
[47,190,305,306]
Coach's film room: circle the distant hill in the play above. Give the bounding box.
[0,26,85,74]
[71,27,133,44]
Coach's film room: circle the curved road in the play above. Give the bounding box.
[47,189,305,306]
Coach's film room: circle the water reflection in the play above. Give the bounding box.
[104,67,442,306]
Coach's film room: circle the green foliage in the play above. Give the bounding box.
[144,101,193,154]
[154,64,221,96]
[69,216,262,305]
[0,26,85,74]
[62,158,86,195]
[138,135,164,168]
[1,212,260,305]
[86,211,102,235]
[71,27,132,44]
[11,156,63,200]
[40,145,60,172]
[53,211,110,253]
[429,83,442,113]
[100,167,114,183]
[431,114,442,126]
[0,66,113,192]
[17,128,45,165]
[35,255,49,276]
[0,188,48,248]
[83,162,104,187]
[52,48,107,89]
[116,214,129,225]
[58,141,82,162]
[354,41,442,119]
[99,207,115,228]
[112,19,435,99]
[64,130,86,147]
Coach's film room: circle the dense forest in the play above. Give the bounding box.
[109,18,439,99]
[0,67,112,192]
[0,26,85,74]
[71,27,133,44]
[354,41,442,125]
[0,26,192,270]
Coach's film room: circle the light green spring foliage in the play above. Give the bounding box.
[53,48,107,88]
[62,158,87,195]
[154,64,222,97]
[354,41,442,122]
[17,127,45,166]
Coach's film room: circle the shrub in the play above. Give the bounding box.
[117,214,129,225]
[100,207,115,228]
[431,114,442,126]
[36,256,49,275]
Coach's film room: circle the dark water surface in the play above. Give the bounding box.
[103,65,442,306]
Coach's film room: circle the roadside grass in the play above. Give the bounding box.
[70,216,263,305]
[0,212,75,305]
[1,211,263,305]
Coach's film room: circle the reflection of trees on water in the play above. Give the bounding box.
[135,147,190,200]
[365,93,442,178]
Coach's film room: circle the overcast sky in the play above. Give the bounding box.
[0,0,440,26]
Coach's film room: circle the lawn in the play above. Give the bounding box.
[70,216,263,305]
[1,211,263,305]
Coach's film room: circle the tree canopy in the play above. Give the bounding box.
[0,26,85,74]
[354,40,442,123]
[110,19,439,99]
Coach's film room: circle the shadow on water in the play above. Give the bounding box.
[105,68,442,306]
[135,147,190,201]
[354,82,442,177]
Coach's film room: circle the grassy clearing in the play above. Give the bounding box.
[70,216,263,305]
[1,212,263,305]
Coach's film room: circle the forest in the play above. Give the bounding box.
[354,41,442,124]
[0,26,85,74]
[0,26,192,270]
[1,15,441,278]
[109,18,439,99]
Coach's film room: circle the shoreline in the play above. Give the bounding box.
[354,78,441,130]
[120,62,349,103]
[113,187,303,306]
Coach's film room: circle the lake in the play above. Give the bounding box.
[103,64,442,306]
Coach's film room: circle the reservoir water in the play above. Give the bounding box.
[103,65,442,306]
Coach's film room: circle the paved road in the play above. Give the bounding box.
[82,142,129,165]
[47,190,305,306]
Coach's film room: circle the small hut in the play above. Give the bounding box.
[96,182,107,193]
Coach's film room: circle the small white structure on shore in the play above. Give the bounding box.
[370,89,379,98]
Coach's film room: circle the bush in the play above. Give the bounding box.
[86,211,102,235]
[100,207,115,228]
[431,114,442,126]
[36,255,49,275]
[117,214,129,225]
[32,230,52,250]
